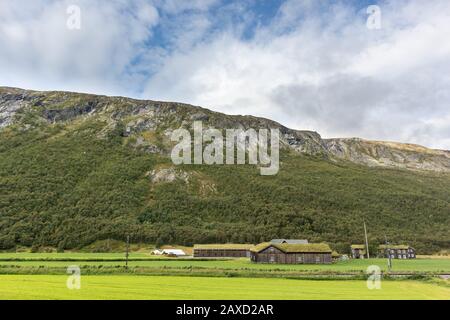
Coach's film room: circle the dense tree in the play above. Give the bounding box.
[0,122,449,254]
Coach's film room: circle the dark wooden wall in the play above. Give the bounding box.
[352,248,366,259]
[193,249,250,258]
[251,246,332,264]
[378,248,416,259]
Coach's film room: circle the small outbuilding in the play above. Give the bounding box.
[250,242,332,264]
[161,249,186,257]
[351,244,368,259]
[193,244,254,258]
[378,245,416,259]
[151,249,163,255]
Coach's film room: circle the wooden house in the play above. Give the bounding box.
[250,242,332,264]
[378,245,416,259]
[351,244,368,259]
[193,244,254,258]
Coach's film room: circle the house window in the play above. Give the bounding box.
[297,256,303,263]
[269,256,275,263]
[315,256,321,263]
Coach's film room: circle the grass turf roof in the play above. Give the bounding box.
[251,242,332,253]
[193,244,255,250]
[351,244,366,249]
[379,245,411,250]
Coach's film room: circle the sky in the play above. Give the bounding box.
[1,0,449,149]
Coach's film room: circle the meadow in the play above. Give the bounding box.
[0,253,448,273]
[0,275,449,300]
[0,252,150,260]
[0,253,448,299]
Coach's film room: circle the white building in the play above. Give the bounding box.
[161,249,186,256]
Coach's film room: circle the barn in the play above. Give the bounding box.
[351,244,368,259]
[378,245,416,259]
[193,244,254,258]
[250,242,332,264]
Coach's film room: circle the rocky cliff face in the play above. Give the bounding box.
[1,86,449,172]
[325,138,450,172]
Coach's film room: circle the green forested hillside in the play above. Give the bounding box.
[0,119,449,253]
[0,88,449,254]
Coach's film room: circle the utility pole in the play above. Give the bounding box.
[385,235,392,272]
[125,235,130,270]
[363,220,370,259]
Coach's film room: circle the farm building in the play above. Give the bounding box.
[250,242,332,264]
[193,244,254,258]
[378,245,416,259]
[351,244,368,259]
[156,249,186,257]
[151,249,163,255]
[270,239,308,244]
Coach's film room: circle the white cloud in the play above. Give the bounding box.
[1,0,449,149]
[143,0,450,150]
[157,0,220,14]
[0,0,159,95]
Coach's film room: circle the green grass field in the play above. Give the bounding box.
[0,252,150,259]
[0,275,449,300]
[0,253,448,299]
[0,254,448,273]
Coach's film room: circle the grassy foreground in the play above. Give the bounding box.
[0,275,449,300]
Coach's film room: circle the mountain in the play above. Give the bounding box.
[325,138,450,172]
[2,87,449,172]
[0,87,449,253]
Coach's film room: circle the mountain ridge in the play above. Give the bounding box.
[1,86,449,173]
[0,86,449,253]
